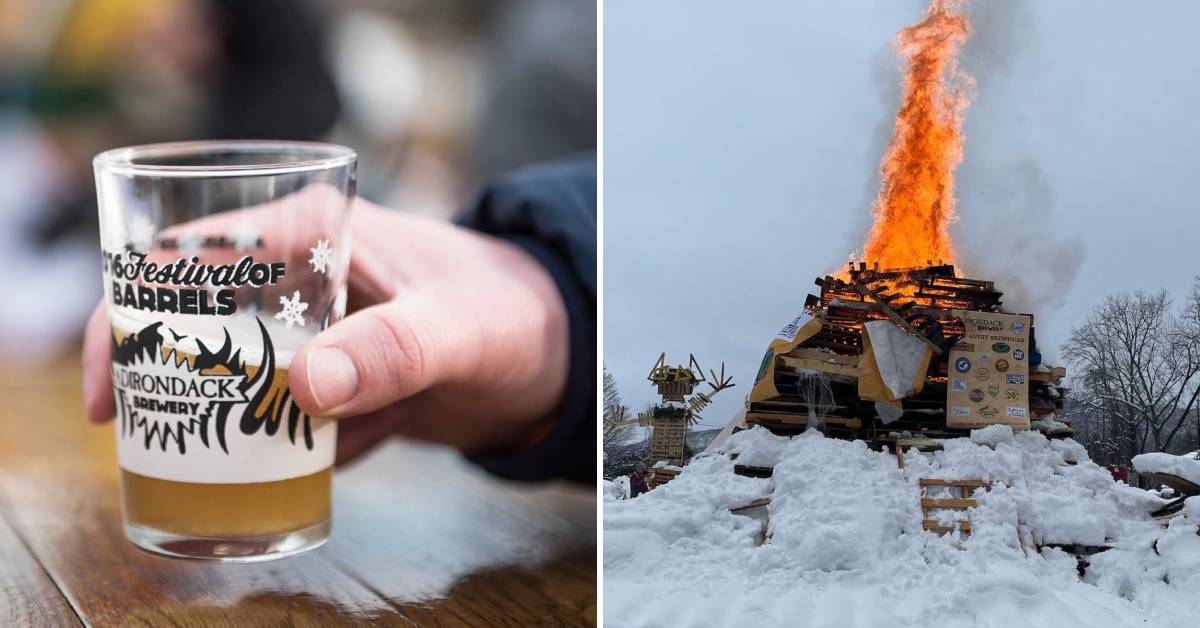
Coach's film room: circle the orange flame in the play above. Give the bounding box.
[855,0,973,272]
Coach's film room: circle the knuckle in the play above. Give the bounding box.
[372,309,427,386]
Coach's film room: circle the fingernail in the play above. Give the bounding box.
[307,347,359,410]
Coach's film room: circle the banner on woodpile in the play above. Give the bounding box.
[946,310,1032,430]
[749,311,823,402]
[859,320,932,403]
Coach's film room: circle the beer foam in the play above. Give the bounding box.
[108,306,310,368]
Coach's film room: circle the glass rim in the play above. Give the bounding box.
[93,140,356,178]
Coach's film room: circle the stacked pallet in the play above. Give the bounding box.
[746,263,1069,443]
[649,463,682,488]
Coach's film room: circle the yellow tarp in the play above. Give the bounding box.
[749,312,823,403]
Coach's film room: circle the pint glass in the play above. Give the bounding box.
[94,141,355,561]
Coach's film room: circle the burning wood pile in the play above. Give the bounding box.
[745,263,1069,445]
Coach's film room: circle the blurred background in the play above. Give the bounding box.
[0,0,596,362]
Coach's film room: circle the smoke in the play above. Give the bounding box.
[956,157,1085,314]
[955,0,1086,315]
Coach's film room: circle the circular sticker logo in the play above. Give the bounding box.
[974,367,991,382]
[992,342,1010,353]
[1004,388,1019,400]
[996,359,1010,373]
[1012,321,1026,335]
[987,383,1000,397]
[969,389,985,403]
[955,357,971,373]
[1013,349,1025,360]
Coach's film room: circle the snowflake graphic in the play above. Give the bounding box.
[232,220,260,250]
[309,239,334,274]
[275,290,309,329]
[126,215,157,251]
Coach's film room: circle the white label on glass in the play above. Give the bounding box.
[108,309,335,483]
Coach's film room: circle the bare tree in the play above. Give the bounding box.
[1180,277,1200,449]
[603,366,636,450]
[1063,281,1200,466]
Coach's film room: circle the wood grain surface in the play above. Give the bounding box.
[0,357,596,627]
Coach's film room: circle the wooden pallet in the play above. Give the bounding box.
[919,478,991,535]
[1142,472,1200,497]
[649,466,681,489]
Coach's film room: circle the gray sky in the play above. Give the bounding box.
[604,0,1200,431]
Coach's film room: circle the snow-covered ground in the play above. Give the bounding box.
[604,427,1200,627]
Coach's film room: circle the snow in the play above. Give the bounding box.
[970,424,1014,447]
[1132,452,1200,486]
[605,427,1199,627]
[1032,415,1071,435]
[1186,496,1200,519]
[605,477,630,502]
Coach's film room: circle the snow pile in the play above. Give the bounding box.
[1032,414,1071,434]
[605,477,630,502]
[605,427,1199,627]
[1133,452,1200,485]
[970,424,1014,447]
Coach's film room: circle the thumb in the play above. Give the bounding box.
[288,301,468,418]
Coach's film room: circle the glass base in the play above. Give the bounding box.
[124,519,330,563]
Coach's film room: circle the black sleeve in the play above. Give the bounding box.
[457,153,597,483]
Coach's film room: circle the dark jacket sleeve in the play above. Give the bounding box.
[457,153,596,483]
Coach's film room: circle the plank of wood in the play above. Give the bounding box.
[317,433,596,624]
[922,520,972,533]
[920,498,977,510]
[730,498,772,514]
[918,479,991,489]
[1141,472,1200,497]
[896,437,944,452]
[381,551,597,628]
[733,464,774,479]
[851,282,944,355]
[776,354,860,380]
[0,500,80,627]
[745,412,862,429]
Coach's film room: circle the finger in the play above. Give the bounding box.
[288,300,472,419]
[82,302,116,423]
[333,408,407,465]
[143,183,353,266]
[332,399,504,463]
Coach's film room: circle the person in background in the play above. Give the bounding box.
[630,462,650,498]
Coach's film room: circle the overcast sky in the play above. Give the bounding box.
[604,0,1200,431]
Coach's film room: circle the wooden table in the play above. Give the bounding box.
[0,356,596,627]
